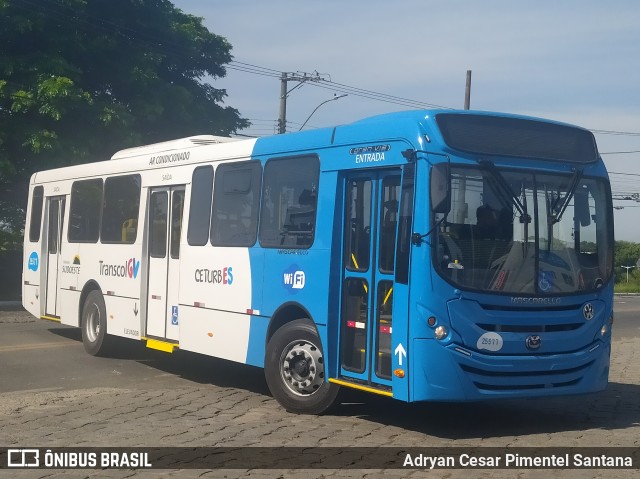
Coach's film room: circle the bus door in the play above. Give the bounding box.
[340,169,401,388]
[146,186,185,341]
[45,196,65,316]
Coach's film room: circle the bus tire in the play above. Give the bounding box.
[81,290,110,356]
[265,318,339,415]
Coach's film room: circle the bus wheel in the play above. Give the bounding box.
[81,290,109,356]
[265,319,339,415]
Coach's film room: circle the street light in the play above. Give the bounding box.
[298,94,347,131]
[621,265,635,282]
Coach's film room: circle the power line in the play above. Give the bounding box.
[229,61,281,76]
[610,172,640,177]
[592,129,640,137]
[8,0,640,139]
[226,63,281,79]
[601,151,640,155]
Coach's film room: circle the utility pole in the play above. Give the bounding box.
[278,71,329,134]
[278,72,288,134]
[621,265,635,283]
[464,70,472,110]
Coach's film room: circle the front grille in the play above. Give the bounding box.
[477,323,583,333]
[460,361,593,392]
[480,303,581,312]
[473,378,581,391]
[460,362,593,377]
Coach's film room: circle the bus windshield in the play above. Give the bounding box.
[433,165,613,295]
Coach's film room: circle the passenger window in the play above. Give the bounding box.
[48,200,60,254]
[170,190,185,259]
[68,179,103,243]
[345,178,372,271]
[210,161,261,247]
[29,186,44,242]
[259,156,319,248]
[100,175,141,244]
[149,191,168,258]
[379,175,400,273]
[187,165,213,246]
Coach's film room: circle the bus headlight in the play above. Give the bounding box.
[434,325,448,340]
[601,313,613,337]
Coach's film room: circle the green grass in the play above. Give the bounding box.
[614,281,640,294]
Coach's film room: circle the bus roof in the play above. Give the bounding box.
[110,135,241,160]
[29,109,599,185]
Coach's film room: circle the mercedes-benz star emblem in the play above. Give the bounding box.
[526,335,541,350]
[583,303,594,320]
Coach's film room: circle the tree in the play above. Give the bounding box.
[0,0,248,246]
[614,240,640,283]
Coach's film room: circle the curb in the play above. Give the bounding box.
[0,301,23,311]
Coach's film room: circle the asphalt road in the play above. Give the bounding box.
[0,296,638,478]
[611,295,640,338]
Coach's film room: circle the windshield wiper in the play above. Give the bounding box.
[549,168,583,224]
[412,215,447,246]
[478,160,531,224]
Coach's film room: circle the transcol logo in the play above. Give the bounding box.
[99,258,140,279]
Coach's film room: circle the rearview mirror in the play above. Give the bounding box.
[574,186,591,227]
[431,163,451,214]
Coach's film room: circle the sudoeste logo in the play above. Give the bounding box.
[28,252,39,271]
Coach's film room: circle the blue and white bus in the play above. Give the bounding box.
[22,110,614,414]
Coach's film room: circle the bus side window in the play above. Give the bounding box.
[259,155,320,249]
[346,178,371,271]
[210,161,261,247]
[100,174,141,244]
[68,179,103,243]
[29,186,44,242]
[379,176,400,273]
[149,192,168,258]
[170,190,185,259]
[187,165,213,246]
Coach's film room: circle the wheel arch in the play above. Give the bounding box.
[266,301,317,347]
[78,280,102,327]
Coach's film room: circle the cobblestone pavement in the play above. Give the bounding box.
[0,308,638,479]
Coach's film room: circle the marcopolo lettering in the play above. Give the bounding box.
[510,297,561,305]
[349,144,391,155]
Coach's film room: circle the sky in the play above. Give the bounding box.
[173,0,640,241]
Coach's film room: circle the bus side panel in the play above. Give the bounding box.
[180,307,251,363]
[58,208,80,326]
[58,289,81,327]
[23,236,41,318]
[22,185,39,317]
[244,314,268,368]
[103,294,143,340]
[23,183,44,318]
[245,248,266,368]
[179,246,253,362]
